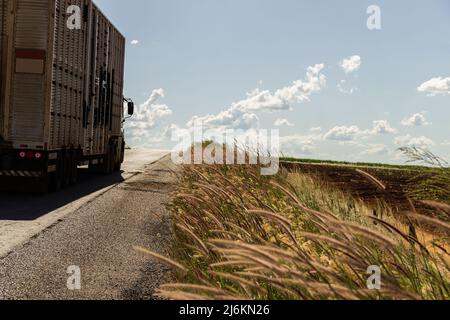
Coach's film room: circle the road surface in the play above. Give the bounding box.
[0,149,177,300]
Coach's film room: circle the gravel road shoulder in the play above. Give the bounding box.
[0,155,178,300]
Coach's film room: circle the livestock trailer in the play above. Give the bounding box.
[0,0,133,191]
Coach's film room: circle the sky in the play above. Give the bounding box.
[95,0,450,163]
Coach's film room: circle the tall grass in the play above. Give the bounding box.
[397,147,450,206]
[398,147,448,168]
[138,151,450,300]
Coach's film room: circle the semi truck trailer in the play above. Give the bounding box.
[0,0,134,191]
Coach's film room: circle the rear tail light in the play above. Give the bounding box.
[18,151,44,160]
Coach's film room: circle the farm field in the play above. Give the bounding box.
[137,150,450,300]
[280,159,450,221]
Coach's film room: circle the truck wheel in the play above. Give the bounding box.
[70,151,79,185]
[105,144,114,175]
[103,151,111,175]
[37,176,50,193]
[50,154,63,191]
[110,144,117,173]
[62,152,71,187]
[50,174,62,191]
[98,147,112,175]
[114,142,124,172]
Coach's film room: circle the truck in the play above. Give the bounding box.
[0,0,134,192]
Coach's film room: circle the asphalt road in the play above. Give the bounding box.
[0,149,177,300]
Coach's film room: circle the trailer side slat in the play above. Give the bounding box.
[1,0,125,157]
[49,0,124,153]
[9,0,50,143]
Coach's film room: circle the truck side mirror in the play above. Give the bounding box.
[127,101,134,116]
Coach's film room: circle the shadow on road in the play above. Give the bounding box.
[0,169,125,221]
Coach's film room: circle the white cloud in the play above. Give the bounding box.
[274,118,294,127]
[337,80,357,94]
[401,113,431,127]
[280,134,322,156]
[361,144,389,156]
[131,40,139,45]
[371,120,397,134]
[340,55,362,74]
[310,127,322,133]
[394,135,435,148]
[338,140,366,148]
[126,89,173,145]
[417,77,450,96]
[441,141,450,146]
[324,125,361,141]
[187,64,326,131]
[324,120,396,142]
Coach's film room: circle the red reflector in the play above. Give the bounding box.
[20,144,28,148]
[26,151,34,159]
[15,49,46,60]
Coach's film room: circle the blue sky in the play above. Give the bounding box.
[96,0,450,163]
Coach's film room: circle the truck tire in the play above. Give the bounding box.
[89,143,115,175]
[98,145,113,175]
[50,154,63,191]
[62,151,71,187]
[108,144,116,174]
[114,142,124,172]
[36,176,50,193]
[114,161,122,172]
[103,148,112,175]
[69,150,78,185]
